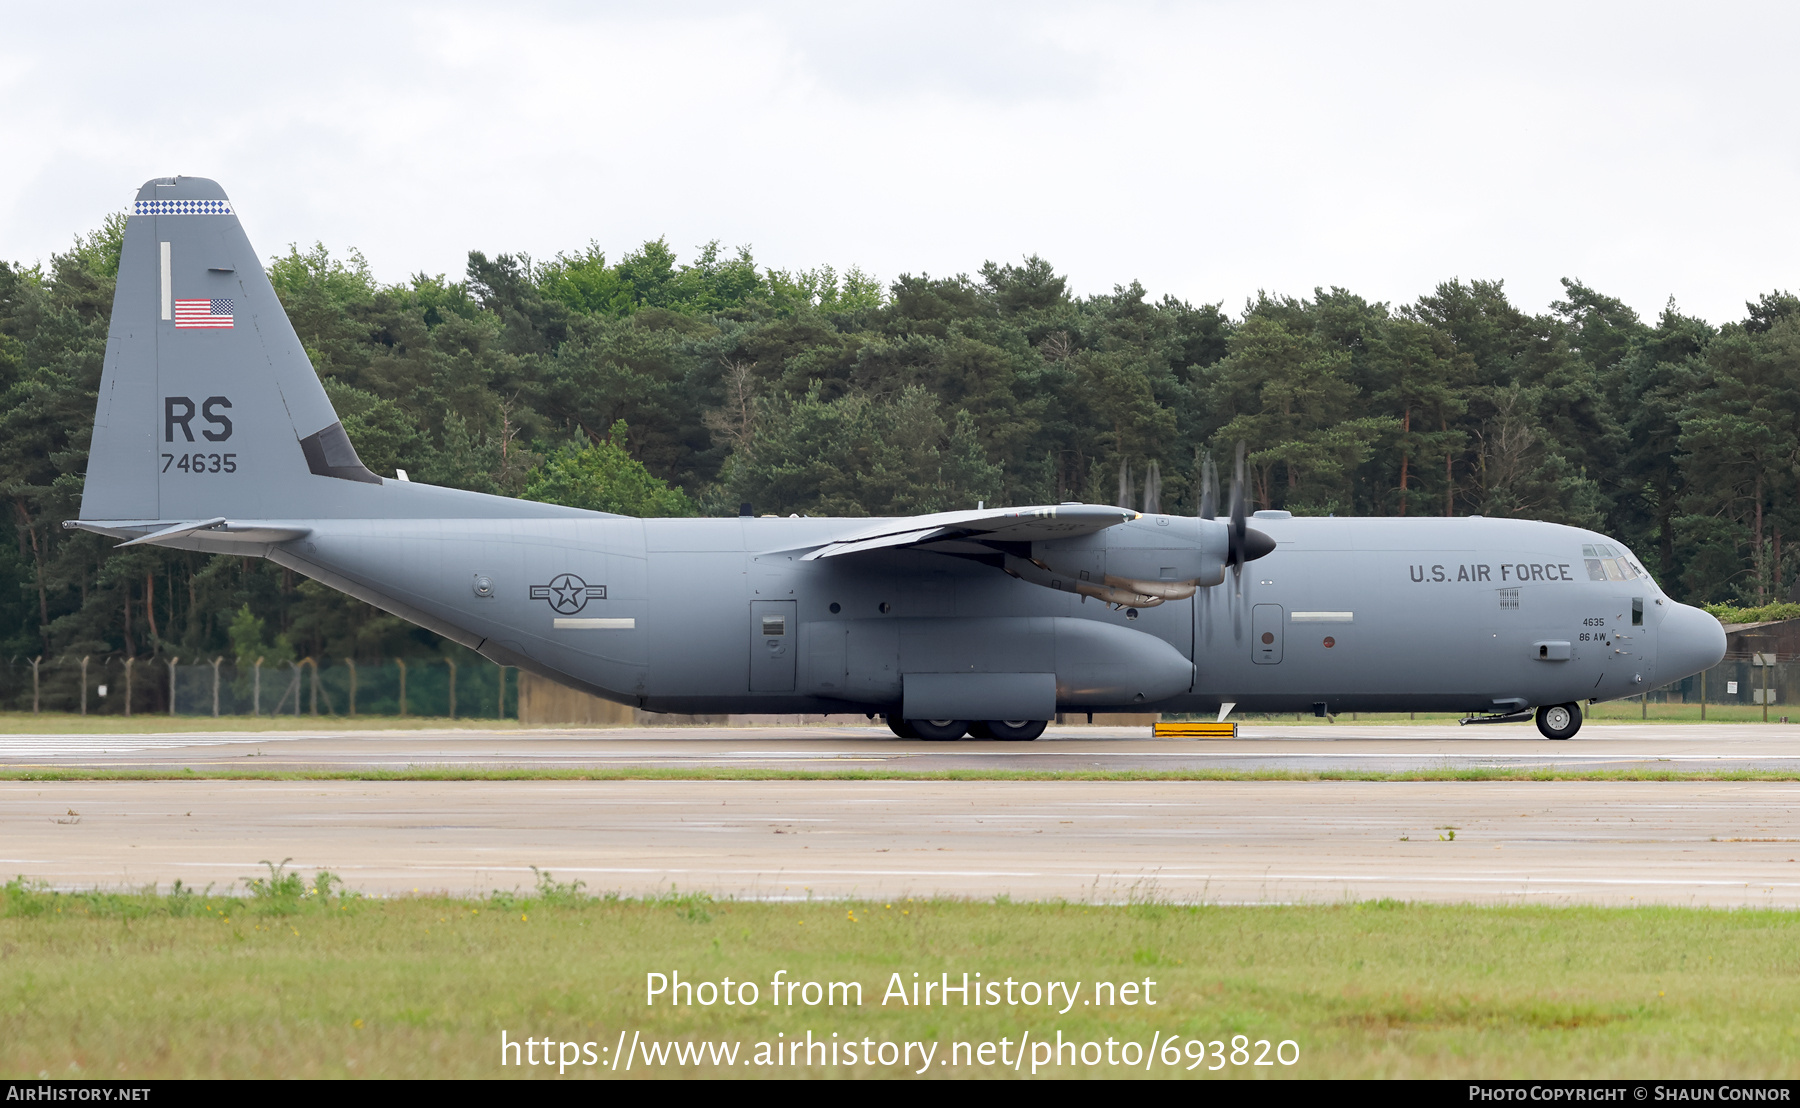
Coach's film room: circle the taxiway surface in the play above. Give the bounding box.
[6,778,1799,906]
[8,724,1800,906]
[7,721,1800,772]
[6,723,1800,906]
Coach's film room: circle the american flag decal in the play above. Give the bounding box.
[174,298,233,329]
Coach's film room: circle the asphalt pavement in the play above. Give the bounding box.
[4,721,1800,772]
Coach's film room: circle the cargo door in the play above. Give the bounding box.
[1252,603,1283,664]
[749,600,797,692]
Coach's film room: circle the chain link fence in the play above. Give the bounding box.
[1623,653,1799,720]
[4,651,1798,722]
[0,656,517,719]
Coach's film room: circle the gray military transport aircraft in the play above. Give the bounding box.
[68,177,1727,741]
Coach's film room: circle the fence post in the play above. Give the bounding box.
[166,656,179,716]
[124,657,134,717]
[446,659,457,720]
[308,658,320,716]
[1764,655,1772,723]
[253,657,263,716]
[347,658,357,716]
[211,657,223,717]
[31,656,41,714]
[396,658,408,717]
[80,655,89,716]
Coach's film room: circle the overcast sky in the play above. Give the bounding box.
[3,1,1794,323]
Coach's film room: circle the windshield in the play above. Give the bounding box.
[1582,542,1655,588]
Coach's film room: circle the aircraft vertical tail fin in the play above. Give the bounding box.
[80,176,381,524]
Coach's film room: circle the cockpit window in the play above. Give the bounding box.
[1582,543,1644,582]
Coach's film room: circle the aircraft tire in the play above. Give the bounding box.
[983,719,1047,741]
[884,715,918,739]
[1535,702,1582,740]
[909,719,970,741]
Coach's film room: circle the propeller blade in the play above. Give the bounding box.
[1143,461,1161,515]
[1198,453,1217,520]
[1229,440,1248,588]
[1116,460,1132,510]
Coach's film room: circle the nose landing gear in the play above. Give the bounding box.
[1535,702,1582,740]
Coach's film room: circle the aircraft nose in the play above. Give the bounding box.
[1659,602,1726,682]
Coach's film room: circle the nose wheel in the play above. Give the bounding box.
[1535,702,1582,740]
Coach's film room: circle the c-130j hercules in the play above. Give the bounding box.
[69,178,1727,741]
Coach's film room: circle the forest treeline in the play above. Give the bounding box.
[3,214,1799,694]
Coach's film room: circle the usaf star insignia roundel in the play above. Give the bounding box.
[529,573,606,614]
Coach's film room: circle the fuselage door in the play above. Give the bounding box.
[750,600,797,692]
[1252,603,1284,665]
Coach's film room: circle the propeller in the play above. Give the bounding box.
[1192,441,1277,639]
[1196,451,1219,647]
[1228,441,1247,590]
[1221,441,1276,586]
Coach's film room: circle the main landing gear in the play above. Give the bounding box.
[1535,702,1582,740]
[884,717,1048,742]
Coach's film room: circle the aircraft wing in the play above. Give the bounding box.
[800,504,1136,561]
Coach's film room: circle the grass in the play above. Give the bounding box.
[2,876,1796,1079]
[1584,702,1793,723]
[0,712,528,734]
[1225,704,1793,724]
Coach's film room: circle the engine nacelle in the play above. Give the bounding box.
[1003,516,1231,608]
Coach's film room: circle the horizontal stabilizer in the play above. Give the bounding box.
[68,518,312,548]
[113,516,227,547]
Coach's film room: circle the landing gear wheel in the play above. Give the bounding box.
[1535,702,1582,740]
[982,719,1047,741]
[909,719,970,741]
[884,715,918,739]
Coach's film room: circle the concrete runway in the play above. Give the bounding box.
[8,721,1800,772]
[5,778,1800,905]
[7,724,1800,907]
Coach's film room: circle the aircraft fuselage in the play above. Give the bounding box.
[248,511,1718,718]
